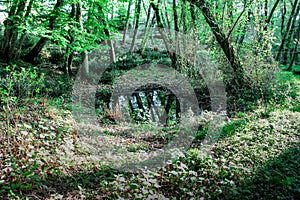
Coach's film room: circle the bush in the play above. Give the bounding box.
[43,74,73,98]
[0,65,46,105]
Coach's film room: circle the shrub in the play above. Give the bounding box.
[0,65,46,106]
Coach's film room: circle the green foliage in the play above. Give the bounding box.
[1,0,300,198]
[0,101,79,198]
[0,66,45,105]
[43,74,73,98]
[1,70,299,199]
[0,65,73,107]
[219,119,247,138]
[127,143,149,152]
[236,146,300,199]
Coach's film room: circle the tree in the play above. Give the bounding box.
[130,0,142,52]
[23,0,65,64]
[122,0,133,43]
[276,0,299,62]
[188,0,245,88]
[77,0,89,75]
[1,0,30,61]
[97,2,116,63]
[64,3,77,75]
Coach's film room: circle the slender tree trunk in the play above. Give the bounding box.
[227,0,233,25]
[148,15,157,48]
[122,0,133,43]
[111,0,114,21]
[227,2,247,40]
[77,0,89,75]
[180,0,188,61]
[286,17,300,71]
[145,91,157,122]
[164,94,176,124]
[162,0,171,29]
[141,4,153,52]
[276,0,299,61]
[130,0,142,52]
[190,3,196,28]
[98,3,116,63]
[237,11,251,50]
[281,0,286,37]
[180,0,187,33]
[128,96,135,115]
[221,1,226,27]
[134,93,146,118]
[282,2,300,64]
[151,0,178,70]
[173,0,179,60]
[145,3,152,28]
[264,0,268,21]
[173,0,179,32]
[64,3,76,75]
[257,0,281,43]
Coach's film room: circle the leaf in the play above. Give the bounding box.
[21,130,28,136]
[130,183,138,190]
[24,123,32,129]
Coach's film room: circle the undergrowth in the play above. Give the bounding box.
[0,65,299,199]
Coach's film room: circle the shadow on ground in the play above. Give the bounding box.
[224,145,300,200]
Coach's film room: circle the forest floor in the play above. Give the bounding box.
[0,67,300,199]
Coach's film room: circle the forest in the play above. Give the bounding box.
[0,0,299,199]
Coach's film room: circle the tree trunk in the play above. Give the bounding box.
[282,2,300,65]
[237,11,252,50]
[77,0,89,75]
[281,0,286,37]
[162,0,171,29]
[164,94,176,124]
[173,0,179,60]
[130,0,142,52]
[286,18,300,71]
[264,0,268,22]
[23,0,65,64]
[141,4,153,52]
[1,0,27,62]
[145,91,157,122]
[98,4,116,63]
[227,2,247,40]
[14,0,34,60]
[122,0,133,43]
[173,0,179,32]
[276,0,299,61]
[189,0,245,88]
[6,0,27,61]
[1,3,17,58]
[227,0,233,25]
[190,3,196,28]
[23,37,48,63]
[151,0,177,69]
[134,93,146,118]
[180,0,187,33]
[258,0,281,43]
[64,3,76,75]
